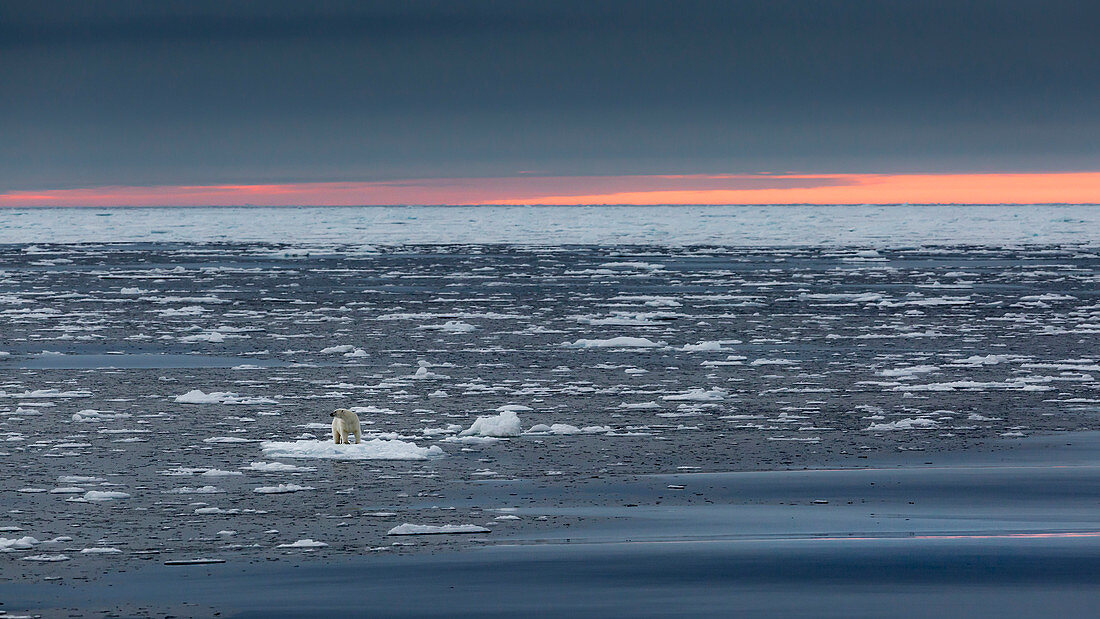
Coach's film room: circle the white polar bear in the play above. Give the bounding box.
[330,408,362,444]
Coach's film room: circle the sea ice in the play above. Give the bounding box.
[386,523,490,536]
[458,410,522,437]
[260,438,444,460]
[563,337,666,348]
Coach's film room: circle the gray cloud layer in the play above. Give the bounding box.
[2,0,1098,191]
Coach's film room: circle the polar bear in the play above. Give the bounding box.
[330,408,362,444]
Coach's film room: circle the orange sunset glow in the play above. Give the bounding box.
[1,172,1099,207]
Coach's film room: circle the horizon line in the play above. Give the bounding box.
[2,172,1100,207]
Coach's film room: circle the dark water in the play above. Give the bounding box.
[1,241,1098,615]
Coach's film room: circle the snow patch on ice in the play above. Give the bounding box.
[261,439,444,460]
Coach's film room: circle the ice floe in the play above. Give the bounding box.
[386,523,490,536]
[260,438,444,460]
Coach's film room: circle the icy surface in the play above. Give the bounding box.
[1,205,1098,246]
[387,524,491,536]
[1,222,1099,576]
[260,439,444,460]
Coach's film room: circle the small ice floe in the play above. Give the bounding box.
[195,507,240,515]
[84,491,130,501]
[71,409,131,422]
[495,515,520,520]
[0,389,91,399]
[419,320,476,333]
[203,436,255,443]
[750,358,795,366]
[877,365,939,378]
[245,461,316,473]
[443,436,501,445]
[180,332,232,343]
[20,554,69,562]
[679,340,741,352]
[525,424,611,435]
[459,410,522,437]
[409,362,449,379]
[277,539,328,548]
[201,469,244,477]
[951,354,1013,366]
[254,483,314,494]
[320,345,356,354]
[174,390,277,405]
[0,536,40,551]
[261,438,444,460]
[166,486,222,494]
[865,418,939,431]
[563,337,665,349]
[80,547,123,554]
[164,558,226,566]
[967,413,1002,421]
[386,523,490,536]
[49,487,85,494]
[662,388,727,402]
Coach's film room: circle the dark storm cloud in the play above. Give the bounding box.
[1,0,1097,190]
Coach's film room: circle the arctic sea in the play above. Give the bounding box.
[1,204,1099,617]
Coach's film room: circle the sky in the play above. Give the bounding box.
[1,0,1098,205]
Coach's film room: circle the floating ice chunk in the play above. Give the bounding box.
[277,539,328,548]
[386,523,490,536]
[200,469,244,477]
[80,547,123,554]
[865,418,939,431]
[166,486,222,494]
[662,388,727,402]
[203,436,254,443]
[344,348,369,358]
[0,536,39,551]
[72,409,131,422]
[174,390,276,405]
[58,475,104,484]
[679,340,741,352]
[526,424,612,435]
[953,354,1013,366]
[410,366,449,379]
[564,336,665,349]
[261,439,444,460]
[320,345,355,354]
[84,491,130,501]
[967,413,1002,421]
[254,483,314,494]
[245,461,316,473]
[459,410,522,437]
[442,436,501,445]
[20,554,69,562]
[0,389,91,398]
[180,332,227,343]
[750,358,795,366]
[420,320,476,333]
[877,365,938,378]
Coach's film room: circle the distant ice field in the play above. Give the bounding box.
[1,204,1098,246]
